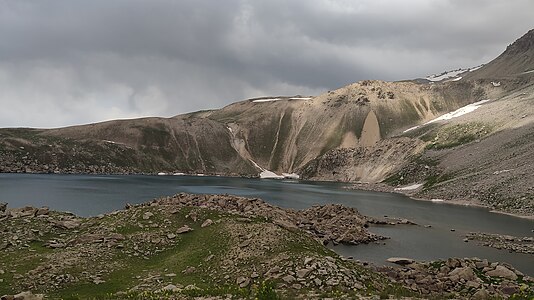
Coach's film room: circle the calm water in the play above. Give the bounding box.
[1,173,533,274]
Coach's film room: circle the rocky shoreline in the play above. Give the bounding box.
[377,257,532,299]
[466,232,534,254]
[1,194,534,299]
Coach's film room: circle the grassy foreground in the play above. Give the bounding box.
[0,198,403,299]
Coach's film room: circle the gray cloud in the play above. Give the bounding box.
[1,0,533,128]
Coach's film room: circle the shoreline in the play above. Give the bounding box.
[345,181,534,220]
[2,171,533,220]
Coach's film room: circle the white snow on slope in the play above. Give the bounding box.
[248,158,288,179]
[394,183,423,191]
[426,69,466,82]
[289,97,312,100]
[404,99,491,133]
[260,170,285,179]
[450,76,462,82]
[252,97,312,103]
[282,173,300,179]
[252,98,282,103]
[425,65,483,82]
[521,69,534,74]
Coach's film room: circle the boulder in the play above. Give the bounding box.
[296,268,312,278]
[8,207,37,218]
[201,219,213,228]
[35,207,49,216]
[176,225,193,234]
[448,267,476,281]
[282,274,296,283]
[1,291,44,300]
[161,284,179,292]
[486,265,518,280]
[53,219,81,229]
[472,289,489,300]
[0,202,6,213]
[142,212,154,220]
[387,257,415,265]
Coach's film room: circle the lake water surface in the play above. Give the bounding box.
[1,173,533,274]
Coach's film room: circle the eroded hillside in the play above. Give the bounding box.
[1,29,533,216]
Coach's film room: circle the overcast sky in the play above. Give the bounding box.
[1,0,533,128]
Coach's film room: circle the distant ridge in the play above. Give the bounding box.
[466,28,534,80]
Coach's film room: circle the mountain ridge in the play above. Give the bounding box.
[1,29,533,216]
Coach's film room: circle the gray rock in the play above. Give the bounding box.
[142,212,154,220]
[4,291,44,300]
[387,257,415,265]
[35,207,49,216]
[167,233,176,239]
[486,265,518,280]
[326,279,339,286]
[54,219,81,229]
[296,268,312,278]
[448,267,476,281]
[472,288,489,300]
[176,225,193,234]
[161,284,179,292]
[237,277,250,288]
[282,274,296,283]
[0,202,7,213]
[201,219,213,228]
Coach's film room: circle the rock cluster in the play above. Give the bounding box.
[1,291,43,300]
[466,232,534,254]
[379,257,533,298]
[149,193,385,245]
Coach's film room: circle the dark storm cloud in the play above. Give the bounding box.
[1,0,533,127]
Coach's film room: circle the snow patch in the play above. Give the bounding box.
[431,199,445,203]
[252,97,312,103]
[282,173,300,179]
[394,183,423,191]
[426,69,465,82]
[252,98,282,103]
[249,158,287,179]
[492,169,513,175]
[173,172,185,176]
[491,81,501,87]
[157,172,167,176]
[260,170,284,179]
[521,69,534,74]
[469,65,483,72]
[103,140,116,144]
[425,65,483,82]
[404,99,491,133]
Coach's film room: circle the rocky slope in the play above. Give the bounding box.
[1,29,533,216]
[1,195,533,299]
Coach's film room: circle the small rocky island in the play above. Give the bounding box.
[1,194,533,299]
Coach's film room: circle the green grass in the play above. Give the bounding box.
[425,122,493,150]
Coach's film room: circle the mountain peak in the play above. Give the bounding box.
[464,28,534,80]
[503,28,534,56]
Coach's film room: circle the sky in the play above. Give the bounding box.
[1,0,533,128]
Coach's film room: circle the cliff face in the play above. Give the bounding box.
[0,79,493,180]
